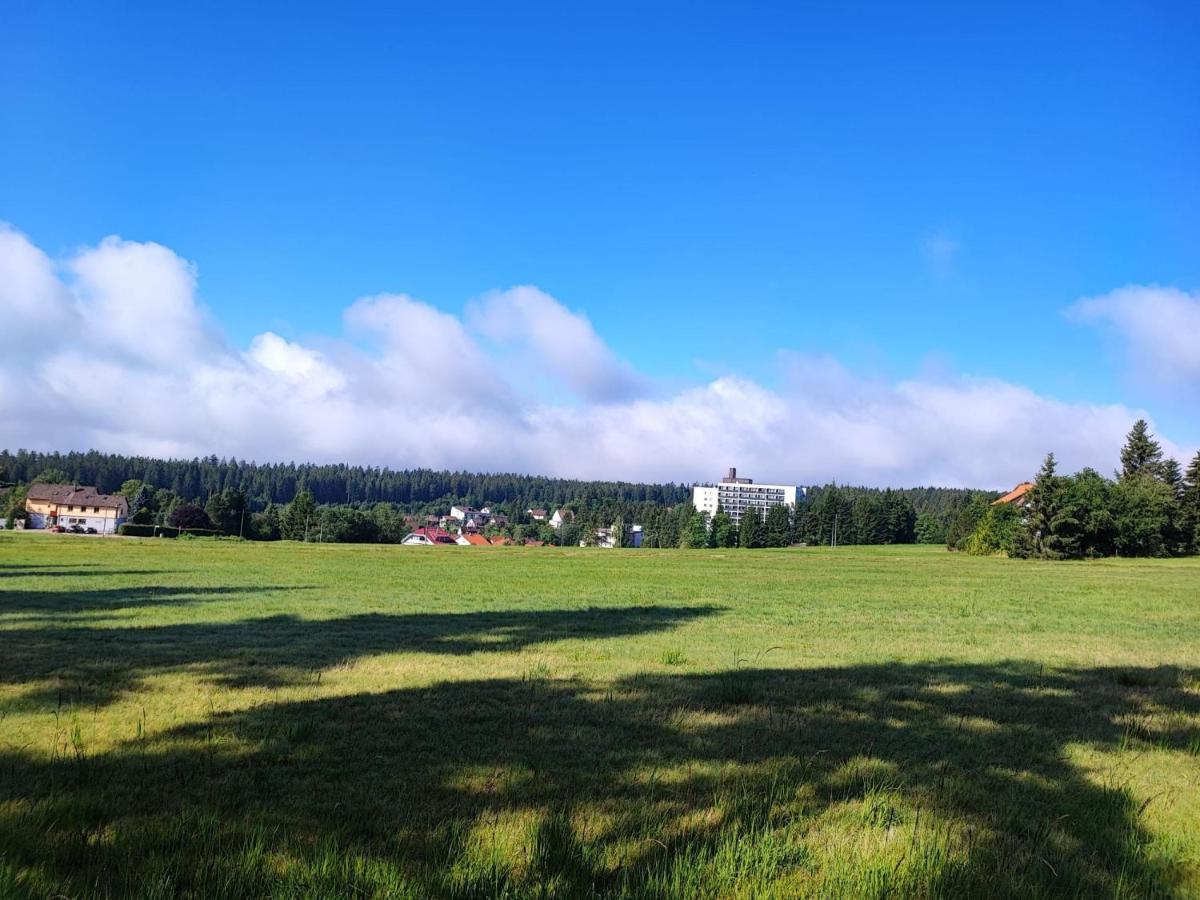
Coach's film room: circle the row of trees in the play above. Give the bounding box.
[0,450,689,509]
[957,421,1200,559]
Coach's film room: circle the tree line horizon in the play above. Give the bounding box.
[2,424,1197,556]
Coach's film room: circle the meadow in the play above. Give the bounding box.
[0,533,1198,899]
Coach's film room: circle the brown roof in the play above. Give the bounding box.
[26,484,128,514]
[992,482,1034,506]
[463,533,491,546]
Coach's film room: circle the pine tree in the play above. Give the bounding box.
[764,504,792,547]
[710,508,736,548]
[1015,453,1078,559]
[679,510,708,548]
[738,507,765,549]
[1178,452,1200,555]
[1119,419,1164,480]
[281,489,316,541]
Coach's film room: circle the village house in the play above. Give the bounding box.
[401,526,456,546]
[992,482,1034,507]
[25,484,128,534]
[549,508,574,529]
[527,508,548,521]
[455,532,491,546]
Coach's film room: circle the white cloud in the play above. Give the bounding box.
[1068,285,1200,390]
[468,285,644,402]
[0,223,1186,488]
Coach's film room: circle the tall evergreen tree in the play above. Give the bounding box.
[1119,419,1164,480]
[281,489,316,541]
[1013,453,1078,559]
[1181,452,1200,555]
[738,507,766,549]
[764,504,792,547]
[710,507,736,548]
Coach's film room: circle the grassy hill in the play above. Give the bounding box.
[1,534,1197,898]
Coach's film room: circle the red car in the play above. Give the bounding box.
[49,524,66,533]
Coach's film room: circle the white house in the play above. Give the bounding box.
[549,508,574,529]
[24,484,128,534]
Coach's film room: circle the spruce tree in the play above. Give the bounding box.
[710,507,736,548]
[1119,419,1164,480]
[281,489,316,541]
[1016,453,1078,559]
[1179,452,1200,555]
[764,504,792,547]
[738,507,765,549]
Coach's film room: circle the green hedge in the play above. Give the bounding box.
[118,524,179,538]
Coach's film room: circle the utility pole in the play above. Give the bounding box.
[831,513,838,549]
[239,508,245,540]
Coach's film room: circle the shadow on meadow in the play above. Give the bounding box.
[0,566,177,580]
[0,603,722,707]
[2,660,1197,898]
[0,583,279,616]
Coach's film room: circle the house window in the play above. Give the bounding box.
[93,507,100,513]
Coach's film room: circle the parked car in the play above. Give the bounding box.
[68,524,85,534]
[85,527,98,534]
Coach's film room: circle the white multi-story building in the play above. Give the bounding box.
[693,468,799,525]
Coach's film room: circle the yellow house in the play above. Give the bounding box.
[25,484,129,534]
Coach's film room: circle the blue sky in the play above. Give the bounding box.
[1,2,1197,485]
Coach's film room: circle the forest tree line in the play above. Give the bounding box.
[1,448,982,548]
[0,449,689,509]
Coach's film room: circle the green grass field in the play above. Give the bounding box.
[1,533,1198,898]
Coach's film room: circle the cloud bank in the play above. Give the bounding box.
[0,224,1182,488]
[1068,285,1200,391]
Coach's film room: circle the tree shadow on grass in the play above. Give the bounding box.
[1,661,1197,897]
[0,583,288,617]
[0,605,722,708]
[0,567,178,580]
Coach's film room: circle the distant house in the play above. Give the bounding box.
[528,508,548,521]
[456,532,491,546]
[524,539,545,547]
[401,526,456,546]
[449,505,479,521]
[992,482,1034,507]
[582,527,619,549]
[25,484,128,534]
[549,508,574,529]
[489,535,513,546]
